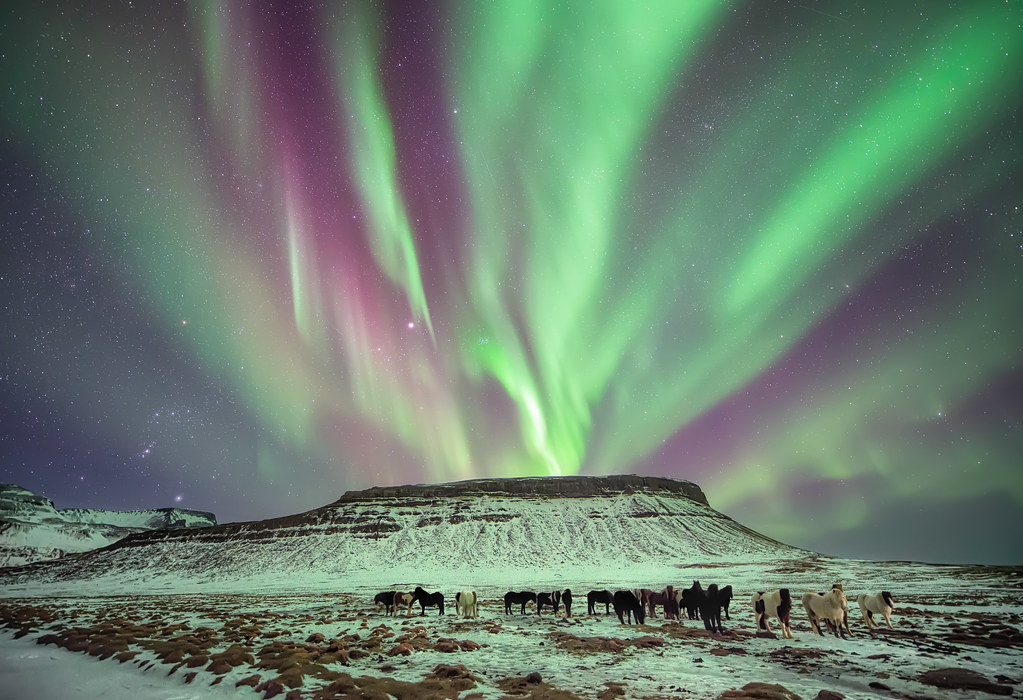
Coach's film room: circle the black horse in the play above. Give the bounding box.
[719,584,734,620]
[412,586,444,616]
[699,583,725,633]
[504,590,537,615]
[587,590,613,615]
[681,580,703,620]
[562,589,573,617]
[613,590,646,625]
[373,590,398,614]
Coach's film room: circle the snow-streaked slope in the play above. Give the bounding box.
[0,483,217,567]
[0,475,805,593]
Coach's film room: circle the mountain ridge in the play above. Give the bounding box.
[0,475,805,593]
[0,483,217,567]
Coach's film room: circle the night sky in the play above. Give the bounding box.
[2,1,1020,565]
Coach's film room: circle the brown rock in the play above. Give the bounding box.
[185,654,209,668]
[919,668,1012,695]
[256,678,286,697]
[717,682,803,699]
[598,681,627,699]
[426,663,479,691]
[236,674,261,688]
[206,659,233,675]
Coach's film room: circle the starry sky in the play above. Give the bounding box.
[2,1,1020,565]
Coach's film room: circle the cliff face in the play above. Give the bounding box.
[0,476,801,591]
[336,475,709,505]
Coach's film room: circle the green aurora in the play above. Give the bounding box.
[1,0,1020,562]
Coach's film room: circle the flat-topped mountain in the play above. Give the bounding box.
[0,476,803,593]
[339,475,709,503]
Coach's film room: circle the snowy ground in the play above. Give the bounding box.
[1,557,1021,699]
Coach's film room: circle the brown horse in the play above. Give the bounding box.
[641,587,679,620]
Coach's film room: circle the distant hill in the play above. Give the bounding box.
[0,483,217,566]
[0,475,803,591]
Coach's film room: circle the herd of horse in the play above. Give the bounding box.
[373,581,896,639]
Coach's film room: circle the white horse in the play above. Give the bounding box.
[751,589,793,639]
[857,591,895,629]
[802,585,850,638]
[455,590,478,618]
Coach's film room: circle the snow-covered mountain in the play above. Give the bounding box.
[0,475,805,592]
[0,483,217,567]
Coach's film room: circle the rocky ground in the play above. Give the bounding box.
[1,577,1021,699]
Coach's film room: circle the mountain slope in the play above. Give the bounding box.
[0,475,804,592]
[0,484,217,566]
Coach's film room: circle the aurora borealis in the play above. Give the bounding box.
[1,1,1020,564]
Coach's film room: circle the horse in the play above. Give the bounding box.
[641,587,677,620]
[681,581,703,620]
[751,589,793,639]
[587,590,613,615]
[392,591,414,617]
[719,585,734,620]
[857,591,895,629]
[374,591,398,615]
[504,591,537,615]
[412,586,445,616]
[641,589,661,619]
[536,591,560,616]
[562,589,573,618]
[662,585,680,620]
[699,583,725,633]
[455,590,478,618]
[801,586,850,638]
[613,590,646,625]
